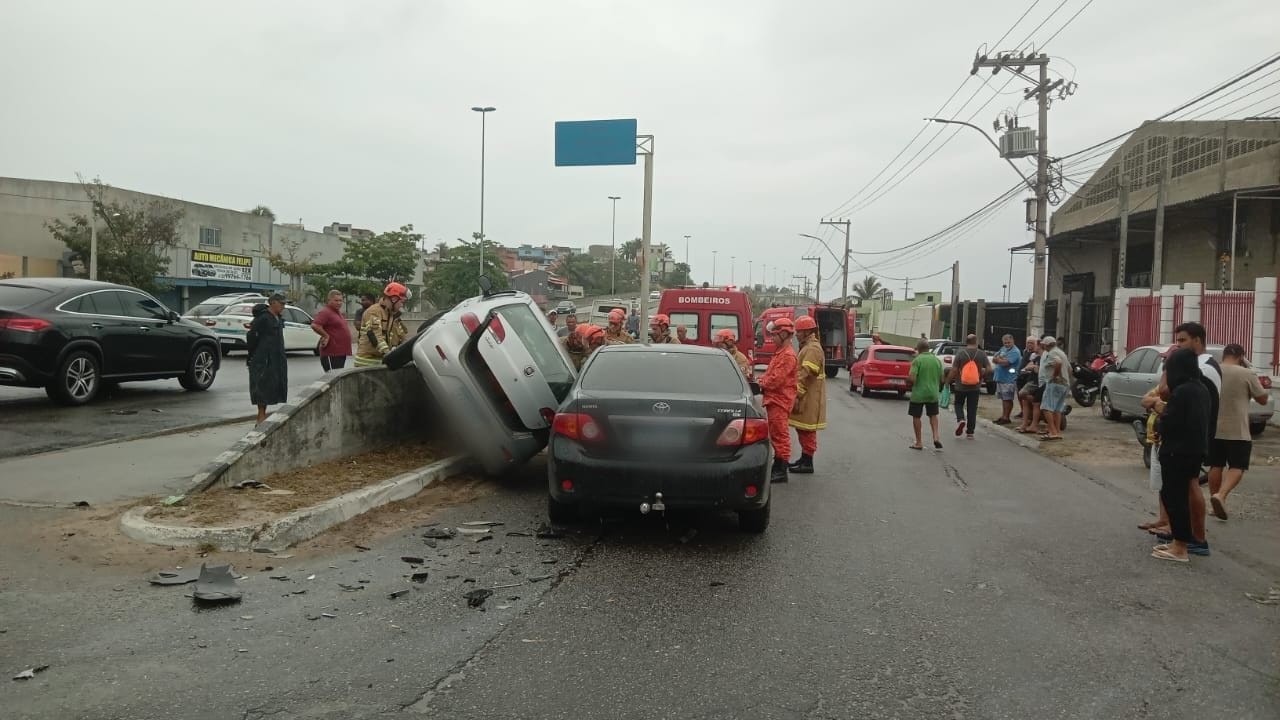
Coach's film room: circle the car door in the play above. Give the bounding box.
[76,290,150,375]
[470,300,577,431]
[283,307,315,351]
[117,290,186,373]
[1111,349,1150,414]
[851,348,869,384]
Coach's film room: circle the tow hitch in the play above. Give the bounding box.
[639,492,666,515]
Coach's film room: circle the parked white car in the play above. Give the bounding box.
[385,284,577,475]
[1100,343,1275,435]
[194,301,320,356]
[184,292,267,320]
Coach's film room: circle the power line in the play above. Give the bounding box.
[1036,0,1097,49]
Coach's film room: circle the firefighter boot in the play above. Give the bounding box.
[770,460,789,484]
[788,454,815,474]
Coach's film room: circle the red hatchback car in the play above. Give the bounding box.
[848,344,916,397]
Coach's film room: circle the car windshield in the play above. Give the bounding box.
[492,302,576,401]
[581,350,744,396]
[0,285,54,309]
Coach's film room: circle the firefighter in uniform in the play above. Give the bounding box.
[715,329,752,381]
[579,323,606,356]
[354,282,410,367]
[604,309,634,345]
[758,317,798,483]
[649,314,679,344]
[788,315,827,473]
[562,326,590,371]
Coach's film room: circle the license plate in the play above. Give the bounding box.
[890,378,907,386]
[632,428,687,446]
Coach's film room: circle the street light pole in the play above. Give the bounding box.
[471,106,496,278]
[683,234,690,272]
[712,251,718,285]
[608,195,621,295]
[730,255,735,284]
[925,117,1036,191]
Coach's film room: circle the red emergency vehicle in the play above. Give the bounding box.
[753,305,855,377]
[656,286,756,364]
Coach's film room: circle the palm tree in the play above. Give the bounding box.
[434,242,450,260]
[852,275,883,302]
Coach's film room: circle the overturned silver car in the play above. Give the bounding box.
[385,283,576,475]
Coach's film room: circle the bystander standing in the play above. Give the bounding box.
[907,338,945,451]
[991,334,1022,424]
[1207,343,1269,520]
[311,290,352,372]
[247,294,288,424]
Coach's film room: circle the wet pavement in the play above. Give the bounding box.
[2,379,1278,719]
[0,355,327,459]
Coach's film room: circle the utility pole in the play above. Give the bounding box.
[1152,153,1171,289]
[903,276,911,301]
[793,275,808,302]
[970,51,1062,337]
[1116,174,1130,288]
[950,261,961,341]
[802,256,821,303]
[820,219,851,304]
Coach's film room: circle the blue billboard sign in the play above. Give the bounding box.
[554,119,638,166]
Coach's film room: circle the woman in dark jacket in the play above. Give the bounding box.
[247,294,289,424]
[1152,348,1210,562]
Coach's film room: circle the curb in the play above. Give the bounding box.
[120,454,471,552]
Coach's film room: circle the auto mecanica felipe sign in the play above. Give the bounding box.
[189,250,253,282]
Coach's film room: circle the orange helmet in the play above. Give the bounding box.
[608,309,626,323]
[652,314,670,327]
[715,329,737,343]
[384,282,410,300]
[794,315,818,331]
[577,324,604,340]
[771,317,795,333]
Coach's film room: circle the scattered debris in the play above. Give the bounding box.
[237,649,248,653]
[464,588,493,608]
[509,568,523,576]
[268,575,290,581]
[192,564,243,604]
[534,524,564,539]
[306,574,316,581]
[400,556,426,565]
[72,501,90,508]
[541,558,559,565]
[354,544,372,552]
[234,481,272,491]
[473,535,494,544]
[358,579,371,584]
[410,572,429,584]
[12,665,49,681]
[338,584,365,592]
[252,547,274,554]
[388,589,410,600]
[239,615,255,621]
[267,553,294,560]
[709,581,726,587]
[1245,587,1280,605]
[506,531,533,538]
[423,539,438,549]
[488,582,522,590]
[151,408,164,413]
[528,575,554,583]
[161,495,185,506]
[321,613,338,619]
[148,567,201,586]
[289,590,307,596]
[496,604,512,610]
[422,527,457,540]
[456,527,491,536]
[110,409,138,416]
[462,578,476,584]
[462,521,504,527]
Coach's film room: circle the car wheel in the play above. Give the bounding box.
[179,346,217,392]
[738,499,770,533]
[547,495,578,525]
[861,382,872,398]
[825,367,839,379]
[897,390,906,398]
[1249,421,1267,437]
[47,350,101,406]
[849,375,857,393]
[1100,389,1121,421]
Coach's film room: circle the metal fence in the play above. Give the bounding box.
[1127,295,1160,349]
[1202,291,1254,356]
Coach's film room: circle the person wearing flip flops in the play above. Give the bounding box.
[907,338,945,451]
[1151,348,1212,563]
[1036,336,1070,441]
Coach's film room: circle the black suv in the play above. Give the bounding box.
[0,278,221,405]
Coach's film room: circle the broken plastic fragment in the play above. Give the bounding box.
[192,564,243,604]
[161,495,185,506]
[463,588,493,608]
[148,567,201,586]
[534,524,564,539]
[12,665,49,680]
[388,589,410,600]
[421,527,457,540]
[411,572,429,584]
[234,481,271,490]
[354,544,372,552]
[400,556,425,564]
[461,521,505,527]
[456,527,491,535]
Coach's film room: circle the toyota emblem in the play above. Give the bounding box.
[652,402,671,415]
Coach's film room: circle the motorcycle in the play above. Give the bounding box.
[1070,351,1118,407]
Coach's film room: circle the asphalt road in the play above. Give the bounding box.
[2,380,1278,719]
[0,354,328,459]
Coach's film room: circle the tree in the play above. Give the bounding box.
[46,179,183,294]
[263,235,320,303]
[247,205,276,219]
[667,262,692,287]
[617,238,642,266]
[424,234,509,308]
[309,224,423,309]
[852,275,883,302]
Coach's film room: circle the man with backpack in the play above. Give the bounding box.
[945,334,991,439]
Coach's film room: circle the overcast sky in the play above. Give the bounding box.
[3,0,1277,300]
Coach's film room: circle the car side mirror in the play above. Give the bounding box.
[167,310,180,323]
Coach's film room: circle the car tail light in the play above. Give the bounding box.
[0,316,52,332]
[489,316,506,343]
[717,418,769,446]
[744,484,759,499]
[1260,375,1273,390]
[552,413,604,442]
[560,479,575,492]
[460,312,480,334]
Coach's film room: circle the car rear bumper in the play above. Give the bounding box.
[862,373,911,390]
[0,353,48,387]
[548,441,771,511]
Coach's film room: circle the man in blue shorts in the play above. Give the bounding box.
[991,333,1022,424]
[1038,336,1070,440]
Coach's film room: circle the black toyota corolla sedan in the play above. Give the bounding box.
[547,343,773,532]
[0,278,221,405]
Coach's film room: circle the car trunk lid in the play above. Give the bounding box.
[573,391,748,460]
